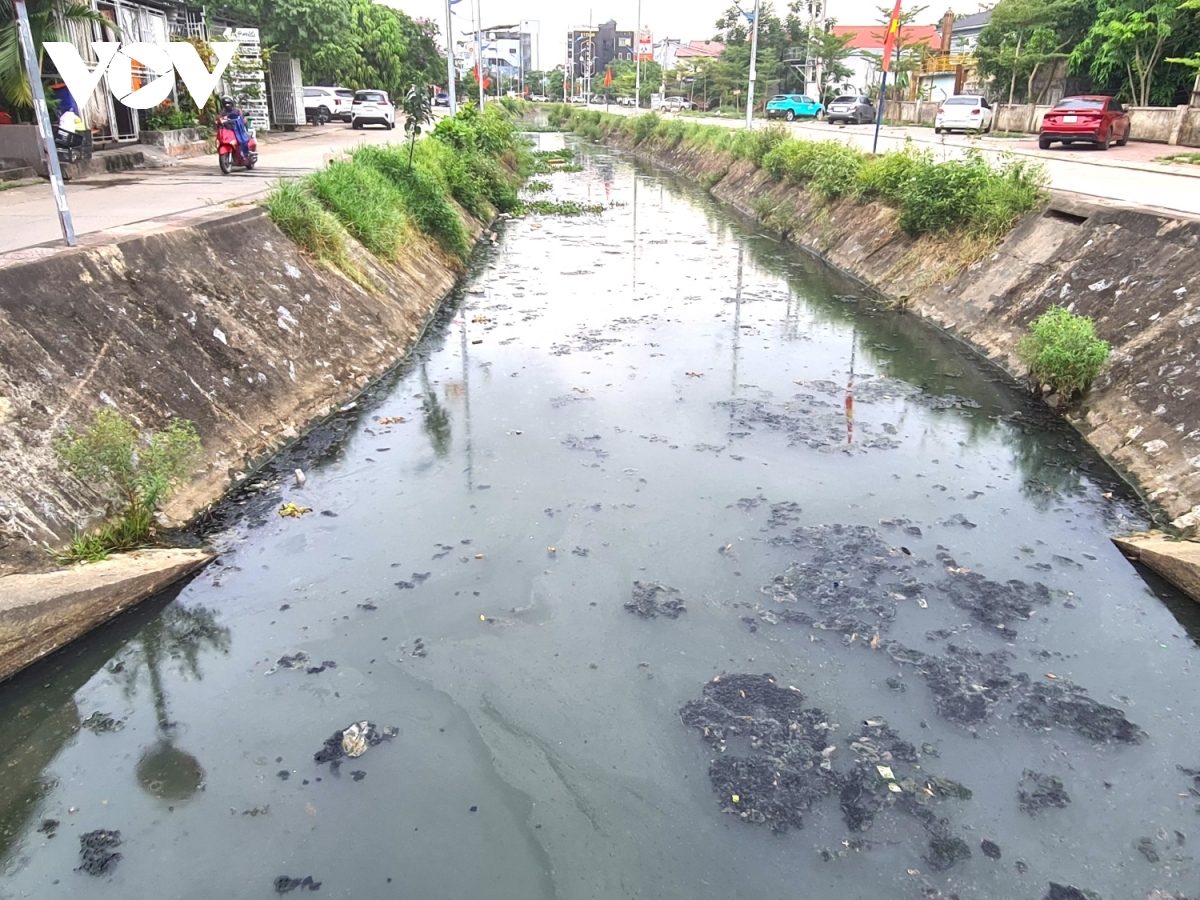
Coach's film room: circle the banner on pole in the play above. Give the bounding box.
[881,0,903,73]
[637,28,653,62]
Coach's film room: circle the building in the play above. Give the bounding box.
[567,20,634,81]
[675,41,725,62]
[828,23,939,95]
[460,24,533,81]
[45,0,257,143]
[916,10,992,101]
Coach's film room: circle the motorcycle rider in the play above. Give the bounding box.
[219,95,250,157]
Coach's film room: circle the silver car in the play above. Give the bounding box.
[826,95,876,125]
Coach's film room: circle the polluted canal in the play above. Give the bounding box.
[2,137,1199,900]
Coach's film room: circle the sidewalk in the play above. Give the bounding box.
[0,122,400,254]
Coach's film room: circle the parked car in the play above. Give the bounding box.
[826,95,876,125]
[351,90,395,129]
[765,94,823,121]
[1039,96,1130,150]
[617,96,636,107]
[303,86,354,123]
[570,95,588,104]
[433,92,450,107]
[529,94,550,102]
[934,95,993,134]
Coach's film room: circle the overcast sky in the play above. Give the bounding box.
[388,0,965,69]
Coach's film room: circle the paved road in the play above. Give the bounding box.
[612,106,1200,218]
[0,122,403,253]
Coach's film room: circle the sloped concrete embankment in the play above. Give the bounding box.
[608,135,1200,529]
[0,205,481,571]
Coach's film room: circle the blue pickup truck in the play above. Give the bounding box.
[765,94,823,121]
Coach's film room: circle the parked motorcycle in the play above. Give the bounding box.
[216,113,258,174]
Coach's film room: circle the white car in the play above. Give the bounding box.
[303,86,354,123]
[934,95,994,134]
[529,94,549,102]
[351,90,395,130]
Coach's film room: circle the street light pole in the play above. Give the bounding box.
[444,0,457,114]
[745,0,761,129]
[474,0,485,106]
[14,0,76,246]
[634,0,642,109]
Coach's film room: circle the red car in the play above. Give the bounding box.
[1039,96,1131,151]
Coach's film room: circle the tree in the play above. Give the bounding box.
[220,0,352,82]
[0,0,109,111]
[402,84,431,168]
[1165,0,1200,96]
[807,29,856,101]
[1070,0,1180,105]
[977,0,1095,104]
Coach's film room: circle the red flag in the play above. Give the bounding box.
[881,0,903,73]
[603,67,613,88]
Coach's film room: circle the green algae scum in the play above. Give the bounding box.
[1,136,1198,900]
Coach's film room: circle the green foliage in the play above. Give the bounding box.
[729,124,790,166]
[810,142,865,200]
[401,83,433,169]
[1070,0,1181,105]
[263,180,361,278]
[896,150,1047,238]
[633,113,661,145]
[55,409,201,560]
[524,179,553,193]
[352,143,469,259]
[1017,307,1112,400]
[976,0,1095,104]
[145,101,199,132]
[516,199,605,216]
[854,144,933,203]
[308,160,410,260]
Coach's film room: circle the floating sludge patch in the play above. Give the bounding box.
[680,674,973,867]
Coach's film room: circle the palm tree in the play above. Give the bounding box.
[0,0,113,112]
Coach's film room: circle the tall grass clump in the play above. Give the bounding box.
[729,124,789,166]
[263,180,356,273]
[1017,306,1111,401]
[55,409,201,562]
[968,157,1048,241]
[352,143,470,259]
[810,142,865,200]
[308,160,410,260]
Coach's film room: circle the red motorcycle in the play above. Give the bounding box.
[216,113,258,174]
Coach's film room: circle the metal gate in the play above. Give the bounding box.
[268,53,305,127]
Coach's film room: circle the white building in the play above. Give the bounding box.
[458,24,532,80]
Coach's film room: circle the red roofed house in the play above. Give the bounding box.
[827,23,939,95]
[675,40,725,60]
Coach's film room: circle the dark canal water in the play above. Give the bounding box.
[2,137,1199,900]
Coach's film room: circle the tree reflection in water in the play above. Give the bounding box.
[109,603,231,802]
[420,361,452,458]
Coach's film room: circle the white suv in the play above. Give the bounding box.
[303,86,354,123]
[351,90,396,130]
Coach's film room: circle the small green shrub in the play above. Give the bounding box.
[1017,306,1111,401]
[810,142,865,200]
[55,409,201,561]
[855,144,931,203]
[524,179,552,193]
[516,199,605,215]
[967,157,1047,241]
[897,152,991,236]
[633,113,660,144]
[308,160,410,260]
[729,124,789,166]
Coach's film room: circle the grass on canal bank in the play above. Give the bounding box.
[264,104,533,282]
[552,107,1047,246]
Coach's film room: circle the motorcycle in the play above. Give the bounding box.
[216,113,258,174]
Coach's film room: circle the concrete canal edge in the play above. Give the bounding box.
[0,548,214,683]
[0,198,488,678]
[0,203,486,572]
[1112,532,1200,603]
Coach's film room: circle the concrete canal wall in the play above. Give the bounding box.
[0,205,483,573]
[601,134,1200,531]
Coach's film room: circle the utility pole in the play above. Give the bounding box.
[634,0,642,108]
[444,0,457,113]
[745,0,761,129]
[474,0,485,106]
[14,0,75,246]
